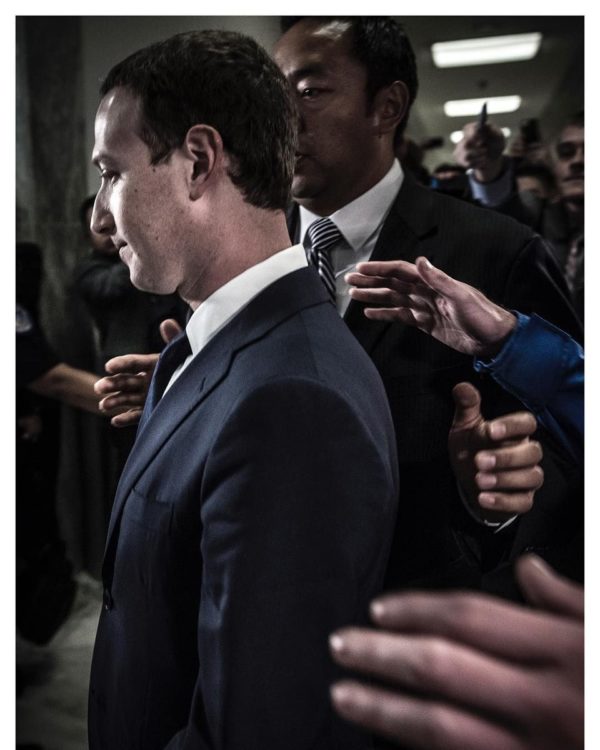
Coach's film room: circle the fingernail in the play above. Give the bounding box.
[370,600,386,621]
[489,422,506,439]
[329,633,345,654]
[476,453,496,470]
[479,493,496,507]
[477,473,497,489]
[330,682,353,709]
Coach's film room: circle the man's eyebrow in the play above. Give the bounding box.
[92,152,116,169]
[288,63,328,82]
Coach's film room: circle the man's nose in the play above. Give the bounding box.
[91,198,115,236]
[570,144,584,163]
[569,149,584,176]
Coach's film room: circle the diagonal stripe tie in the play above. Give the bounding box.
[307,217,341,303]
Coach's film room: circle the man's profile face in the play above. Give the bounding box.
[274,20,385,216]
[91,87,190,294]
[554,124,584,206]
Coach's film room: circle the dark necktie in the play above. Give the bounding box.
[138,332,192,431]
[307,217,341,303]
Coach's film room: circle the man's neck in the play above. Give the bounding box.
[182,208,292,311]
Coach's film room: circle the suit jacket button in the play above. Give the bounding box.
[103,588,113,611]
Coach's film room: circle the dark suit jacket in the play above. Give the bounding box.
[289,175,582,593]
[88,267,399,750]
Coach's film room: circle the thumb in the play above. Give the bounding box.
[160,318,183,345]
[415,257,459,298]
[451,382,482,429]
[516,555,584,620]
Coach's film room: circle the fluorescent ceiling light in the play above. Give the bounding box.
[444,96,522,117]
[432,33,542,68]
[450,126,511,144]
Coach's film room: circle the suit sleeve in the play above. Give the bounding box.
[475,313,583,464]
[167,377,397,750]
[500,234,582,343]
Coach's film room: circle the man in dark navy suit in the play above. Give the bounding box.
[87,30,398,750]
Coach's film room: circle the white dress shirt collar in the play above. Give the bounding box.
[185,244,308,357]
[299,159,404,251]
[163,244,307,395]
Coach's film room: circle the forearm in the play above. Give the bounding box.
[475,313,583,462]
[29,363,101,414]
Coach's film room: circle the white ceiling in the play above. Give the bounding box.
[399,16,584,168]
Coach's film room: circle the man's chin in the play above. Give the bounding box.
[561,185,584,206]
[127,265,154,293]
[292,169,330,205]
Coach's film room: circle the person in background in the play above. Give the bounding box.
[16,242,112,646]
[274,16,581,595]
[454,112,584,321]
[429,162,470,200]
[515,160,558,202]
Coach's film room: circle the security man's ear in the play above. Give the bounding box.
[182,125,224,199]
[373,81,409,136]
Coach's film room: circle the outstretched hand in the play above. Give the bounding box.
[95,318,183,427]
[449,382,543,520]
[330,555,583,750]
[347,257,517,358]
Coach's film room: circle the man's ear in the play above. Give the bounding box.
[372,81,409,137]
[181,125,224,199]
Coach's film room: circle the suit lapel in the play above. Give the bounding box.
[103,267,329,575]
[343,175,439,352]
[284,176,440,355]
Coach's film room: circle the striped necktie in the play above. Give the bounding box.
[307,217,341,303]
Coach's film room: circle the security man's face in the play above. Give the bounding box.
[274,20,389,216]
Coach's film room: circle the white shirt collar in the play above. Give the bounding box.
[299,159,404,251]
[186,244,307,356]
